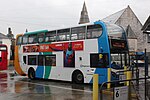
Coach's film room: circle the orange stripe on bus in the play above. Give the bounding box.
[14,43,26,76]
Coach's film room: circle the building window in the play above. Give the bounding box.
[147,34,150,43]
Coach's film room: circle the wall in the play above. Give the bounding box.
[128,39,137,52]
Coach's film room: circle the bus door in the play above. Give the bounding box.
[0,45,8,70]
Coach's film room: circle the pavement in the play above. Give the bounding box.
[0,67,93,100]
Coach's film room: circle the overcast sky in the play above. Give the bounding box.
[0,0,150,36]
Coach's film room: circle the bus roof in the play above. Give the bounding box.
[25,30,48,35]
[22,21,125,39]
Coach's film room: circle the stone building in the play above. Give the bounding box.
[102,5,145,52]
[142,16,150,59]
[142,16,150,34]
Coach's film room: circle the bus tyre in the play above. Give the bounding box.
[28,68,35,80]
[72,71,84,84]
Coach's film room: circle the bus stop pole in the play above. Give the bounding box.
[93,74,98,100]
[124,66,127,85]
[136,53,139,86]
[144,48,148,100]
[127,71,132,100]
[107,68,111,89]
[127,71,132,86]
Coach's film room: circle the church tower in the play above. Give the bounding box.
[79,1,90,24]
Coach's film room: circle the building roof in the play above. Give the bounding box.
[102,8,126,23]
[102,5,142,26]
[102,5,143,40]
[142,16,150,33]
[0,33,9,39]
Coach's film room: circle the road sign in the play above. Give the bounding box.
[114,86,128,100]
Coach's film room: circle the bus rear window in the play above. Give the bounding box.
[87,25,102,39]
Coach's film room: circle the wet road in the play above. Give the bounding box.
[0,70,92,100]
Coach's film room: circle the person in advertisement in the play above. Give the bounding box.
[64,42,75,67]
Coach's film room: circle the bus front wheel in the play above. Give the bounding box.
[28,68,35,80]
[72,71,84,84]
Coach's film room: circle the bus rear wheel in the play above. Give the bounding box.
[28,68,35,80]
[72,71,84,84]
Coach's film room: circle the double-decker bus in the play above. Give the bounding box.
[0,44,8,70]
[14,21,129,84]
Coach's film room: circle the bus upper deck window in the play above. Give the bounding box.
[57,29,70,41]
[38,33,45,43]
[28,34,37,44]
[16,36,22,45]
[71,34,78,40]
[22,35,28,44]
[45,31,56,42]
[57,34,66,41]
[87,25,102,39]
[71,26,85,40]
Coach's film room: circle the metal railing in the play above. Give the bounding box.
[99,77,150,100]
[92,70,150,100]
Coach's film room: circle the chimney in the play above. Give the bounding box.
[8,27,12,34]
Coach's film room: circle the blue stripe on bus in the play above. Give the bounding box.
[90,21,111,84]
[36,66,44,78]
[90,68,107,84]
